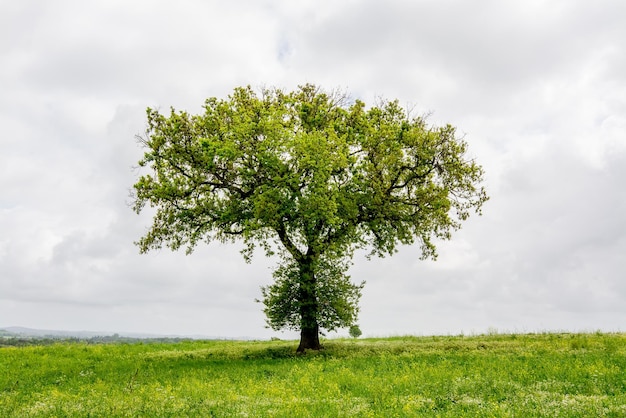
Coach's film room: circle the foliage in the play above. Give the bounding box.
[132,85,488,346]
[260,254,364,332]
[2,333,626,416]
[349,325,363,339]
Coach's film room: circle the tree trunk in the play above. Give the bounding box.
[297,323,320,353]
[296,256,321,353]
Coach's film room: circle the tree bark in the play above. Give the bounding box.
[297,323,320,353]
[296,256,321,353]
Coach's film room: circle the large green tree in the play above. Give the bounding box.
[132,85,488,352]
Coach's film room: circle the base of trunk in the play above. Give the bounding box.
[296,325,321,353]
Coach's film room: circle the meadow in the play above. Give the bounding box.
[1,332,625,417]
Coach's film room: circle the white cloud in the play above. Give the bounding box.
[1,0,625,338]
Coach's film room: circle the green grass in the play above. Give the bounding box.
[2,333,626,417]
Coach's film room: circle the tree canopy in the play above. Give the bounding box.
[132,84,488,351]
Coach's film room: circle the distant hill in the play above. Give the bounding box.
[1,326,115,339]
[0,326,244,341]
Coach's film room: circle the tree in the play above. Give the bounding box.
[349,325,362,339]
[132,84,488,352]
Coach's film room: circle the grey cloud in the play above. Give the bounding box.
[281,0,626,125]
[2,0,625,337]
[5,0,286,109]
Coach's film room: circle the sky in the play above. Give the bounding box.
[1,0,625,339]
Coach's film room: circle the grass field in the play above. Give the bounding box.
[1,332,625,417]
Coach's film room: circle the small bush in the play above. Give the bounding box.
[349,325,362,339]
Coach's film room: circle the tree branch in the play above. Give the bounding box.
[276,222,304,261]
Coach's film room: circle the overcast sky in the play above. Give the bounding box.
[1,0,625,339]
